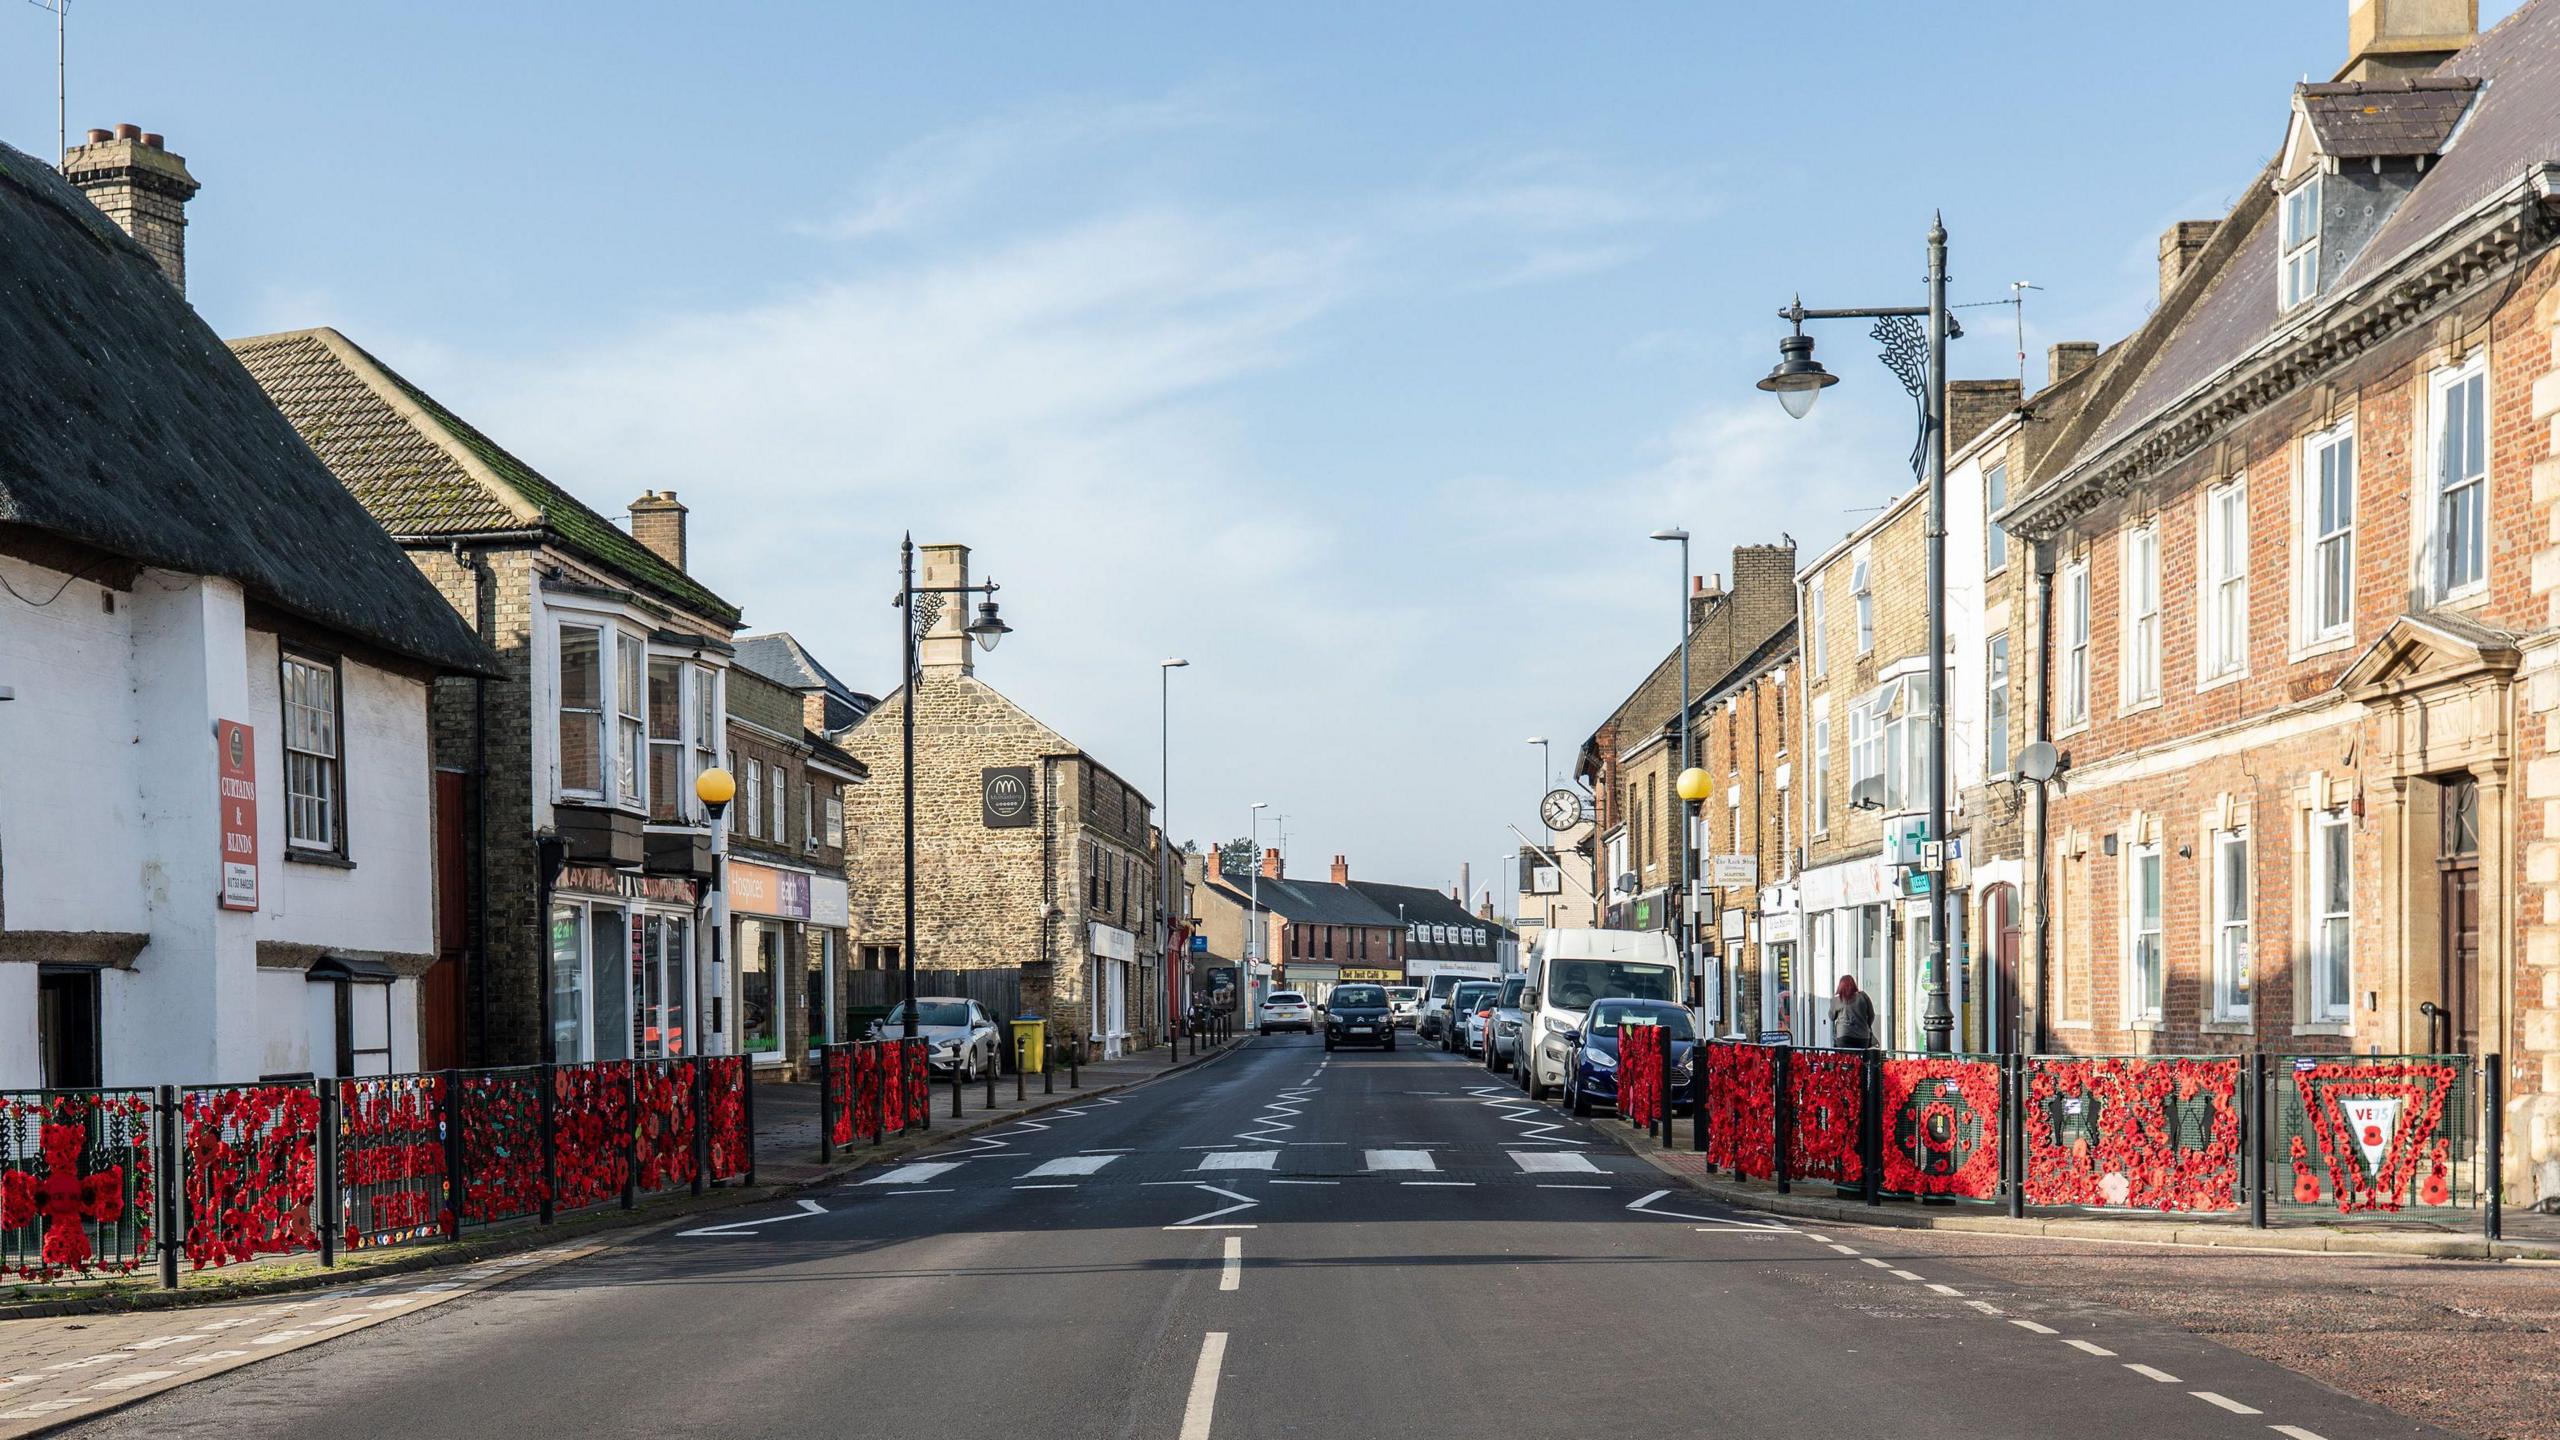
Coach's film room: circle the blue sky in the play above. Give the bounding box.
[11,1,2528,906]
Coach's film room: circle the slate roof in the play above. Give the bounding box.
[1205,869,1399,928]
[2298,75,2481,158]
[2070,2,2560,467]
[735,632,878,732]
[229,327,741,626]
[0,142,495,675]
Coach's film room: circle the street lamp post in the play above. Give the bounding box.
[1756,215,1956,1054]
[1249,802,1269,1018]
[1160,658,1188,1039]
[693,767,735,1056]
[896,533,1013,1043]
[1649,528,1694,1011]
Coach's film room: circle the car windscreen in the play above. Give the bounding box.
[1585,1003,1695,1039]
[1330,986,1387,1008]
[1386,988,1423,1002]
[1498,977,1526,1006]
[1543,960,1677,1010]
[1428,975,1462,1000]
[1451,984,1496,1009]
[887,1001,973,1028]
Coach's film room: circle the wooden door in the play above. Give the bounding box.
[2438,776,2480,1056]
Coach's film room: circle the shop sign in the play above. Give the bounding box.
[982,767,1035,828]
[730,860,812,919]
[1761,910,1799,943]
[559,864,699,906]
[216,719,258,911]
[1091,923,1135,961]
[1340,967,1397,982]
[1710,854,1759,887]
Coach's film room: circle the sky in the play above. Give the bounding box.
[9,1,2530,912]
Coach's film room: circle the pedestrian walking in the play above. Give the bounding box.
[1830,974,1876,1049]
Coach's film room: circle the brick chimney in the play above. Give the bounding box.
[2158,221,2220,301]
[2338,0,2476,82]
[1688,574,1723,628]
[1330,854,1350,885]
[1947,379,2023,454]
[916,543,975,677]
[2046,341,2101,389]
[627,491,688,572]
[61,124,200,294]
[1260,847,1283,880]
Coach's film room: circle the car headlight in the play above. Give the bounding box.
[1543,1018,1577,1039]
[1584,1048,1617,1070]
[1497,1019,1521,1036]
[1674,1054,1695,1078]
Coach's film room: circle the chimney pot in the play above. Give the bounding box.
[140,133,164,150]
[84,128,109,144]
[114,123,140,141]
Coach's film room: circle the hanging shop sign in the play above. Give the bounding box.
[982,767,1035,828]
[216,719,258,911]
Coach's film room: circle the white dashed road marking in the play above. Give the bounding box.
[2191,1392,2261,1416]
[2009,1320,2059,1336]
[1197,1150,1279,1172]
[1024,1154,1118,1177]
[2269,1427,2331,1440]
[1365,1149,1437,1171]
[2062,1339,2115,1357]
[1179,1332,1228,1440]
[861,1162,962,1185]
[1220,1236,1242,1292]
[2124,1364,2180,1383]
[1507,1150,1601,1174]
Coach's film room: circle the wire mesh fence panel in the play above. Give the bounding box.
[2020,1055,2243,1212]
[821,1044,858,1150]
[902,1040,931,1129]
[1704,1042,1777,1179]
[551,1061,633,1213]
[180,1082,321,1269]
[0,1088,157,1280]
[877,1042,907,1136]
[337,1074,450,1250]
[632,1059,698,1196]
[2275,1053,2473,1215]
[1786,1049,1865,1186]
[1618,1026,1664,1130]
[459,1067,545,1226]
[1878,1053,2004,1201]
[703,1056,750,1180]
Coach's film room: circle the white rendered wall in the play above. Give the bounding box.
[0,553,148,935]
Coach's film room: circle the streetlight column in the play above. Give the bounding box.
[1755,215,1957,1054]
[1650,528,1694,1019]
[1160,659,1188,1040]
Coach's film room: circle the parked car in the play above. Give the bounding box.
[1444,980,1498,1053]
[1562,998,1698,1118]
[1518,928,1682,1101]
[1259,991,1316,1035]
[873,997,1002,1080]
[1323,983,1396,1051]
[1385,986,1424,1030]
[1484,975,1529,1075]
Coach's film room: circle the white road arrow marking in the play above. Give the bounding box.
[1167,1185,1259,1228]
[1624,1188,1793,1230]
[677,1199,828,1237]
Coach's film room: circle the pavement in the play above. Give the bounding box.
[9,1035,2494,1439]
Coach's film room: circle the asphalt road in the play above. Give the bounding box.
[61,1037,2460,1440]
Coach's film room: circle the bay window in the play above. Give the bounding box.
[647,656,686,823]
[615,635,646,811]
[558,625,605,797]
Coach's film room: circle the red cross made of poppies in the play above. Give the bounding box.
[1,1121,126,1272]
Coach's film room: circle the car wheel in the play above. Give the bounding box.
[1524,1061,1544,1101]
[1569,1072,1593,1117]
[1258,1025,1269,1036]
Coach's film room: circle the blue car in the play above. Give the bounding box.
[1563,998,1699,1118]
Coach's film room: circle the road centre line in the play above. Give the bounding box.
[2190,1393,2261,1416]
[1536,1183,1609,1189]
[1888,1269,1926,1281]
[1402,1181,1473,1187]
[1219,1236,1242,1292]
[1178,1332,1227,1440]
[1827,1244,1860,1255]
[1013,1184,1077,1190]
[2062,1340,2115,1357]
[1859,1258,1891,1268]
[1269,1179,1338,1185]
[2123,1364,2179,1383]
[1925,1284,1963,1296]
[2269,1428,2331,1440]
[2009,1320,2059,1335]
[1965,1301,2004,1315]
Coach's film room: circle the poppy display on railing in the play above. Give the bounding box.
[1880,1056,2003,1200]
[1617,1024,1664,1130]
[704,1056,751,1180]
[2023,1056,2242,1212]
[0,1089,155,1279]
[182,1084,320,1268]
[2288,1058,2463,1214]
[338,1074,450,1248]
[461,1068,546,1225]
[1705,1041,1778,1180]
[1786,1049,1864,1185]
[632,1060,698,1196]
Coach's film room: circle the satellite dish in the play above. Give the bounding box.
[2017,740,2062,783]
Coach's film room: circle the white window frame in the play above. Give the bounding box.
[2279,175,2320,311]
[804,780,819,848]
[2202,481,2248,681]
[769,764,787,843]
[2060,558,2090,729]
[2122,523,2160,705]
[2310,808,2353,1024]
[557,622,607,801]
[2429,354,2488,600]
[615,633,647,815]
[825,790,845,848]
[1986,633,2010,778]
[1807,579,1827,678]
[2125,841,2164,1025]
[281,650,344,854]
[646,655,689,825]
[1984,462,2010,576]
[744,757,763,837]
[2212,828,2251,1021]
[690,668,720,819]
[1810,706,1831,836]
[2302,421,2356,646]
[1848,694,1883,798]
[1851,551,1874,655]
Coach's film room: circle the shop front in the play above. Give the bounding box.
[1795,854,1898,1046]
[730,858,848,1076]
[547,865,703,1063]
[1090,922,1134,1058]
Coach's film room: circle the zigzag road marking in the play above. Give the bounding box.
[1236,1085,1314,1144]
[1464,1083,1587,1147]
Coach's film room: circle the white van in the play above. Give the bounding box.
[1516,928,1682,1101]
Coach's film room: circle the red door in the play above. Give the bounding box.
[423,769,468,1070]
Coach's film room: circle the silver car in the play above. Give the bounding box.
[1259,991,1316,1035]
[1484,976,1529,1075]
[873,997,1002,1080]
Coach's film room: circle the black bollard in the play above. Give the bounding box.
[951,1063,964,1120]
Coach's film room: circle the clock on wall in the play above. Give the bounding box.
[1540,788,1587,833]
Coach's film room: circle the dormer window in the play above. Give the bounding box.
[2280,176,2321,310]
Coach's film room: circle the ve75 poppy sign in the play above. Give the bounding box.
[217,719,258,911]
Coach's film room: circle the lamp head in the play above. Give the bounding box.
[694,766,736,815]
[1758,329,1837,418]
[1648,527,1689,544]
[1675,767,1715,805]
[967,595,1012,652]
[1162,657,1190,669]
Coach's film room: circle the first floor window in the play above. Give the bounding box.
[2312,811,2352,1022]
[1811,715,1831,834]
[2128,845,2163,1023]
[2434,360,2487,597]
[1986,634,2011,776]
[2061,560,2090,725]
[804,781,819,846]
[647,656,686,823]
[2308,424,2355,640]
[825,791,845,847]
[558,625,605,796]
[691,667,720,800]
[282,652,343,852]
[616,634,646,810]
[2214,830,2251,1019]
[2124,523,2161,701]
[744,759,763,837]
[769,764,786,842]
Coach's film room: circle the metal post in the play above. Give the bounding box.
[443,1070,466,1239]
[538,1063,557,1225]
[741,1055,757,1185]
[986,1049,997,1111]
[1775,1045,1793,1194]
[155,1084,181,1289]
[2005,1054,2026,1219]
[819,1045,838,1164]
[951,1061,964,1119]
[1070,1039,1081,1090]
[1692,1042,1710,1153]
[1656,1031,1673,1145]
[901,538,921,1046]
[1921,217,1953,1055]
[1044,1037,1055,1095]
[1016,1036,1027,1103]
[317,1080,340,1266]
[690,1059,709,1195]
[2483,1053,2503,1243]
[1672,532,1693,1010]
[2248,1052,2269,1230]
[1861,1049,1883,1206]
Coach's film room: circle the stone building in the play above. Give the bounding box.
[0,131,494,1087]
[723,652,863,1079]
[836,543,1161,1057]
[1575,543,1795,1011]
[232,331,742,1068]
[2001,0,2559,1204]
